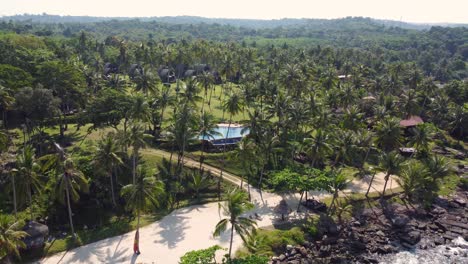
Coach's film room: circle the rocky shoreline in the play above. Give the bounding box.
[270,190,468,264]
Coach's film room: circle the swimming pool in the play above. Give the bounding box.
[199,125,249,140]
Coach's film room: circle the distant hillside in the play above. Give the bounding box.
[2,14,467,30]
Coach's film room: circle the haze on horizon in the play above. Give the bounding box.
[2,0,468,24]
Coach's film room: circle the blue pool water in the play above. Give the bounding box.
[200,125,249,140]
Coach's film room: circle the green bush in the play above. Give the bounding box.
[232,255,269,264]
[460,177,468,190]
[247,227,305,256]
[180,245,223,264]
[303,215,320,237]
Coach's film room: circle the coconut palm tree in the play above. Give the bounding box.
[0,84,15,128]
[0,216,28,261]
[126,123,150,184]
[198,112,221,171]
[56,158,89,238]
[187,170,211,199]
[121,165,164,254]
[14,145,42,221]
[219,93,244,199]
[378,151,404,199]
[395,160,426,205]
[409,123,434,155]
[303,128,332,168]
[375,117,402,152]
[129,93,151,123]
[327,170,350,214]
[154,85,175,136]
[94,133,124,207]
[213,189,256,261]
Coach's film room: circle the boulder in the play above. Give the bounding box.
[400,230,421,245]
[392,215,409,228]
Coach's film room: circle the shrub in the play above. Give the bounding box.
[180,245,223,264]
[231,255,269,264]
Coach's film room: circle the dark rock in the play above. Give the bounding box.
[351,241,367,251]
[299,247,308,256]
[392,215,409,228]
[400,230,421,245]
[319,245,331,257]
[431,206,447,215]
[361,256,379,263]
[401,242,414,249]
[377,245,396,254]
[453,197,466,207]
[434,236,445,245]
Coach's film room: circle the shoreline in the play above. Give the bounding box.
[271,189,468,263]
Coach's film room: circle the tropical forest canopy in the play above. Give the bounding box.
[0,14,467,262]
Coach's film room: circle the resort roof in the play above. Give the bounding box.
[399,115,424,127]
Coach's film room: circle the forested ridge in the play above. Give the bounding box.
[0,15,466,263]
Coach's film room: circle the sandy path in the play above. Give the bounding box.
[38,151,399,264]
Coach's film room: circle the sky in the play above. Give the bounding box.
[2,0,468,24]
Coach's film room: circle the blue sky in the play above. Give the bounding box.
[2,0,468,23]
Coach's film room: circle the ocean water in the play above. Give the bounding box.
[379,237,468,264]
[199,126,248,140]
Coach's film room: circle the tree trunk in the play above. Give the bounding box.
[381,172,391,199]
[219,117,232,200]
[329,192,338,214]
[28,182,33,221]
[365,171,377,198]
[199,140,205,173]
[297,191,304,212]
[110,170,117,207]
[228,221,235,262]
[11,175,17,220]
[132,153,137,184]
[65,177,76,238]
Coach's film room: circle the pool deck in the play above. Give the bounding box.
[216,123,244,128]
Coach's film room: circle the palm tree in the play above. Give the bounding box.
[395,160,426,205]
[375,117,402,152]
[409,123,434,154]
[121,165,164,253]
[378,151,404,199]
[0,84,15,128]
[154,85,175,136]
[198,112,221,171]
[303,129,332,168]
[197,71,214,113]
[0,216,28,261]
[327,170,349,214]
[94,133,124,207]
[130,93,151,123]
[126,124,150,184]
[133,69,158,96]
[219,93,243,199]
[14,145,42,221]
[187,171,211,199]
[56,158,89,238]
[213,189,256,261]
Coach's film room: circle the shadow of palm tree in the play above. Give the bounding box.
[152,213,190,248]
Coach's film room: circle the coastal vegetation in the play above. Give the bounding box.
[0,15,466,263]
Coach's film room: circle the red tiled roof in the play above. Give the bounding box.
[399,116,424,127]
